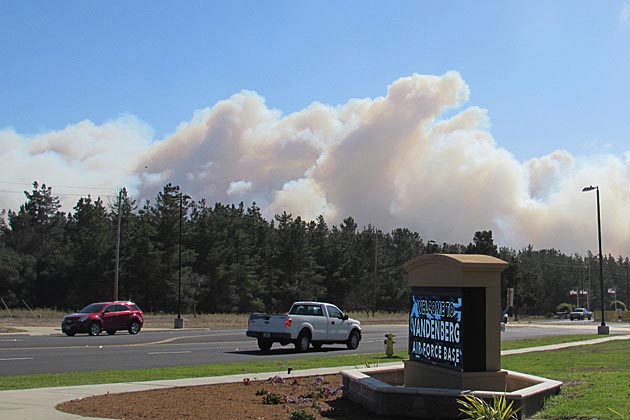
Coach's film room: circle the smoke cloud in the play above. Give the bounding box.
[1,72,628,256]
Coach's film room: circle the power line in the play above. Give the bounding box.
[0,181,115,190]
[0,189,115,198]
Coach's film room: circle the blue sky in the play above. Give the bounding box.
[3,1,628,159]
[1,2,629,255]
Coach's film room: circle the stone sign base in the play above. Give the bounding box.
[342,365,562,420]
[404,360,507,391]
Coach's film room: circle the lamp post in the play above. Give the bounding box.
[582,185,608,334]
[114,188,122,301]
[173,192,189,329]
[625,262,629,314]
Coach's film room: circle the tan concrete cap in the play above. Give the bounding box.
[403,254,508,289]
[403,253,509,273]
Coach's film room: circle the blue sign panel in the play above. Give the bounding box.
[409,288,463,370]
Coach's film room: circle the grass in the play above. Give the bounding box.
[0,326,26,333]
[0,351,408,391]
[500,334,605,351]
[502,339,630,419]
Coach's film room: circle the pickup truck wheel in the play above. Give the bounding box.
[295,331,310,352]
[257,339,273,352]
[346,330,360,350]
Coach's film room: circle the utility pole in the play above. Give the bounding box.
[114,188,122,301]
[178,193,183,320]
[174,192,187,329]
[587,262,591,310]
[372,228,377,316]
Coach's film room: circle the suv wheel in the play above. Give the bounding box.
[128,320,141,335]
[88,322,102,336]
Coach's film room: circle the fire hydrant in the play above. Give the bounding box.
[384,333,396,357]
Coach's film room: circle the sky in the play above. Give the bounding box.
[1,1,629,257]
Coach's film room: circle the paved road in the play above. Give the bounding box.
[2,320,628,376]
[0,325,408,376]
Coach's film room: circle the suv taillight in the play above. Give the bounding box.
[285,318,292,328]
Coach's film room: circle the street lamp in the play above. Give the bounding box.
[174,192,190,329]
[114,188,123,301]
[582,185,608,334]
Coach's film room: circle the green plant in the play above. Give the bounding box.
[289,410,316,420]
[300,390,323,400]
[458,393,520,420]
[609,407,627,419]
[364,358,381,368]
[556,302,573,313]
[261,392,284,405]
[255,388,268,396]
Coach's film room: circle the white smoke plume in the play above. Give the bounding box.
[1,72,629,256]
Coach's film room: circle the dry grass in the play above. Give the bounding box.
[0,308,407,329]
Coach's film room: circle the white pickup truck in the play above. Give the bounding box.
[246,301,362,352]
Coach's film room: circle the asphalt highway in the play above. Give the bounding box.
[1,320,626,376]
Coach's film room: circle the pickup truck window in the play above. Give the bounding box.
[289,304,324,316]
[326,305,343,319]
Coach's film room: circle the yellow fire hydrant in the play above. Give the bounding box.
[384,333,396,357]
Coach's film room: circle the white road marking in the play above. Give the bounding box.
[0,339,22,342]
[146,351,191,355]
[0,357,34,361]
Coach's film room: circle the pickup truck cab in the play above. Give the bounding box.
[246,301,361,352]
[569,307,593,321]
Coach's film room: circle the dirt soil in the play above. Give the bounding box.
[57,374,413,420]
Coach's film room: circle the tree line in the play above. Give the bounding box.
[1,182,628,315]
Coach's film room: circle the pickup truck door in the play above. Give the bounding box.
[290,304,328,340]
[325,304,347,341]
[310,305,328,340]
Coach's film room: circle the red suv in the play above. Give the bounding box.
[61,301,144,336]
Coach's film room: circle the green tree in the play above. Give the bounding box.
[0,214,36,307]
[7,182,69,306]
[466,230,499,256]
[66,196,114,306]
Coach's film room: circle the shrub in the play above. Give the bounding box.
[556,303,573,313]
[261,392,284,405]
[458,393,520,420]
[289,410,316,420]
